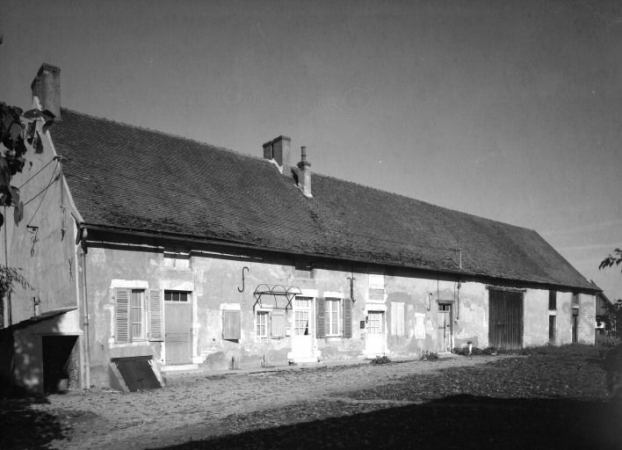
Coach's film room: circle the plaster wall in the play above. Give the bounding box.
[3,116,79,326]
[523,289,550,347]
[82,244,593,388]
[579,294,596,344]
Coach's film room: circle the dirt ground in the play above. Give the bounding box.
[2,347,621,450]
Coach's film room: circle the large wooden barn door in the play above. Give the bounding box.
[489,289,523,350]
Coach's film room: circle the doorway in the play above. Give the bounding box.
[365,310,385,357]
[164,291,192,365]
[42,335,79,393]
[437,303,453,352]
[489,289,524,350]
[291,297,315,361]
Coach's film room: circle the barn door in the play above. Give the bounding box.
[489,289,523,350]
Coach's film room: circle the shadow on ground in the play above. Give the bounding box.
[0,393,65,450]
[159,395,622,450]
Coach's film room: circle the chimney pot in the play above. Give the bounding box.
[297,146,312,197]
[31,63,61,120]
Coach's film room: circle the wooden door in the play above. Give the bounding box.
[365,311,385,356]
[437,303,453,352]
[291,297,314,360]
[165,298,192,365]
[489,289,523,350]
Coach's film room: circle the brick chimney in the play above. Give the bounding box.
[30,63,61,120]
[262,135,291,174]
[297,146,312,197]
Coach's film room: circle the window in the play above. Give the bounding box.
[548,290,557,310]
[130,290,144,340]
[255,310,286,339]
[368,311,384,334]
[257,311,269,338]
[369,274,385,301]
[115,288,162,344]
[163,250,190,269]
[325,299,341,336]
[317,297,352,339]
[165,290,190,302]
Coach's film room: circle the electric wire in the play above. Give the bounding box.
[25,160,60,227]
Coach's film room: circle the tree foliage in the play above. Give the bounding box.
[0,102,54,229]
[0,265,30,300]
[599,248,622,271]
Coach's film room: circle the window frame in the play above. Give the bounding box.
[325,298,342,337]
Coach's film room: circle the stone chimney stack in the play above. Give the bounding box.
[262,135,291,174]
[297,146,312,197]
[31,63,62,120]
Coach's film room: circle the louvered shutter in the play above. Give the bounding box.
[344,298,352,338]
[116,289,130,343]
[223,310,241,340]
[271,311,285,338]
[316,297,326,338]
[149,289,163,341]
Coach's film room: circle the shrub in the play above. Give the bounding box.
[420,350,439,361]
[370,355,391,365]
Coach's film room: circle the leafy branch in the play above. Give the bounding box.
[599,248,622,271]
[0,102,54,228]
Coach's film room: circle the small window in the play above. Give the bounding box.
[548,291,557,310]
[165,291,190,302]
[369,274,385,290]
[163,250,190,269]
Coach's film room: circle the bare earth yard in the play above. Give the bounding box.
[2,345,621,450]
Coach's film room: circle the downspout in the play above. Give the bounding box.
[80,227,91,389]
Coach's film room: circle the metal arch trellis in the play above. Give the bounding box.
[252,284,302,311]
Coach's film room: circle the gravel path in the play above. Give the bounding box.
[3,349,621,450]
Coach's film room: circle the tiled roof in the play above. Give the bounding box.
[52,109,595,291]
